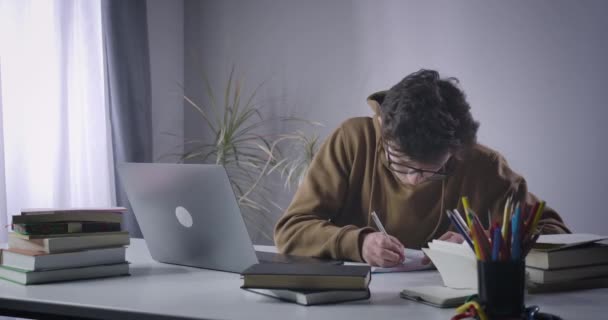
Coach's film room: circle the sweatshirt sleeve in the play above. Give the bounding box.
[273,124,374,262]
[470,152,570,235]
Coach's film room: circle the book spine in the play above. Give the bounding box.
[13,222,121,235]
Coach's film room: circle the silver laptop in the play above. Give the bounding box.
[118,163,338,273]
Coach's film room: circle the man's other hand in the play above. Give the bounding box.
[361,232,405,267]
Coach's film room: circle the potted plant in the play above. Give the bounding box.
[165,67,322,242]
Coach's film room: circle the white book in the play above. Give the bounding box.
[1,247,126,271]
[0,263,130,285]
[8,232,130,253]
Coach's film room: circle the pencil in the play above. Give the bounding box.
[469,219,483,260]
[501,195,511,240]
[511,207,522,260]
[524,202,540,239]
[491,226,502,261]
[462,196,472,227]
[469,211,490,261]
[529,201,546,234]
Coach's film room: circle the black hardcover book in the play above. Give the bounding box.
[241,263,371,290]
[13,222,122,235]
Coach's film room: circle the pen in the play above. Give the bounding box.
[371,211,406,264]
[447,210,475,250]
[371,211,388,236]
[452,209,470,234]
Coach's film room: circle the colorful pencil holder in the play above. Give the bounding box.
[477,260,525,318]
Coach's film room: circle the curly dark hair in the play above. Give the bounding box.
[379,69,479,163]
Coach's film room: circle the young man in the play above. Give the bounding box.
[274,69,569,267]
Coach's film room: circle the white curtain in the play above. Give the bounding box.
[0,0,115,242]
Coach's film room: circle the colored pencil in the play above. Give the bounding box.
[491,225,502,261]
[511,207,522,260]
[462,196,472,227]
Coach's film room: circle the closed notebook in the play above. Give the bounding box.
[8,232,130,253]
[241,264,371,290]
[400,286,476,308]
[244,288,370,306]
[0,263,130,285]
[526,264,608,284]
[1,247,126,271]
[526,241,608,270]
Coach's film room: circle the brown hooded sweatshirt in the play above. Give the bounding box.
[274,91,569,262]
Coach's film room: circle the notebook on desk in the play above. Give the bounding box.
[400,286,476,308]
[118,163,340,274]
[345,248,434,273]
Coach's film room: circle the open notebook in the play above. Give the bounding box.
[422,240,477,289]
[346,249,434,273]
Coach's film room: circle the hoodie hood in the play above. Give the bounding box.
[366,91,387,144]
[366,90,387,116]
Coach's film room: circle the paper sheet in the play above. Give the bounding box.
[346,249,435,273]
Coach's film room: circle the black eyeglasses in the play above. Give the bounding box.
[384,143,450,181]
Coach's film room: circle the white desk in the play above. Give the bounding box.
[0,239,606,319]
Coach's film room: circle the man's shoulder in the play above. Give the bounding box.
[339,116,375,131]
[337,116,377,142]
[463,144,507,167]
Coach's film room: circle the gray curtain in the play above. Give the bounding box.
[102,0,152,238]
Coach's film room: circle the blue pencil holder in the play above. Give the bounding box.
[477,260,525,318]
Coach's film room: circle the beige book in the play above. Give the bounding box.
[8,232,130,254]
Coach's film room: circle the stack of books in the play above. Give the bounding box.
[241,263,371,306]
[0,208,131,285]
[525,234,608,293]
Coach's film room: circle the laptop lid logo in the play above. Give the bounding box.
[175,206,193,228]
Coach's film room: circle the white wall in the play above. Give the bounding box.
[147,0,184,163]
[182,0,608,236]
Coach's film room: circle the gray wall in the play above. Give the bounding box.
[179,0,608,238]
[147,0,184,163]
